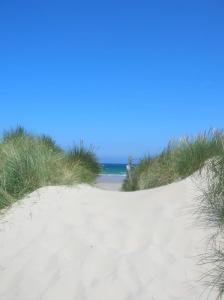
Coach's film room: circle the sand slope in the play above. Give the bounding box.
[0,178,214,300]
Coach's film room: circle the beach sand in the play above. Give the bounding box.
[0,176,215,299]
[95,175,124,191]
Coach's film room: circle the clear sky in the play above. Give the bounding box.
[0,0,224,162]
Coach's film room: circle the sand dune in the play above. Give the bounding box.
[0,177,215,299]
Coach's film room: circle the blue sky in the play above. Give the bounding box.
[0,0,224,162]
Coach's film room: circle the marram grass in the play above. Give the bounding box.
[198,155,224,298]
[0,127,100,209]
[122,130,224,191]
[66,142,100,177]
[123,129,224,298]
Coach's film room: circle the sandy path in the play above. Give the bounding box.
[0,178,214,299]
[95,175,124,191]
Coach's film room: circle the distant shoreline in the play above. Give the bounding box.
[95,174,125,191]
[99,173,126,177]
[100,163,127,176]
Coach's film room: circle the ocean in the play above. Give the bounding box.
[100,163,127,176]
[97,163,127,189]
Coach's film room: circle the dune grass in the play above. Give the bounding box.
[66,142,100,180]
[122,130,224,191]
[198,155,224,297]
[123,129,224,297]
[0,127,100,209]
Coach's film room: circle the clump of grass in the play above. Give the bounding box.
[38,134,63,153]
[2,126,30,142]
[122,129,224,296]
[173,131,223,178]
[122,168,139,191]
[198,152,224,297]
[122,130,224,191]
[199,157,224,228]
[66,142,100,180]
[0,127,100,209]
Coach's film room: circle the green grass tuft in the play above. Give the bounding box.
[122,130,224,191]
[198,153,224,297]
[66,142,100,178]
[0,126,100,209]
[122,128,224,297]
[38,134,63,153]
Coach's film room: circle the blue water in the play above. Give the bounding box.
[100,163,127,175]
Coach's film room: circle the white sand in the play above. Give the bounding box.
[95,175,124,191]
[0,177,215,299]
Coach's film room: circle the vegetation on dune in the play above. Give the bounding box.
[122,130,224,191]
[2,126,224,296]
[0,127,100,209]
[2,126,30,142]
[198,155,224,297]
[38,134,63,153]
[66,142,100,175]
[123,129,224,298]
[200,157,224,229]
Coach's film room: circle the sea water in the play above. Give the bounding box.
[96,163,127,187]
[100,163,127,176]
